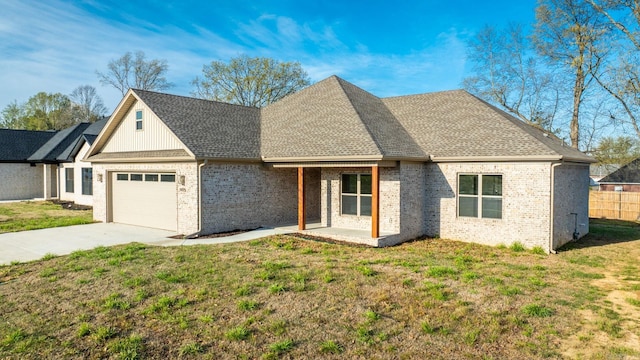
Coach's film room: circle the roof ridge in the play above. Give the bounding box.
[382,88,467,100]
[132,89,259,110]
[0,128,57,134]
[333,77,385,156]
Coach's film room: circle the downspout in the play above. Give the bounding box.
[186,159,208,239]
[549,161,563,254]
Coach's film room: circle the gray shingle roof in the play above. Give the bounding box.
[0,129,56,162]
[599,158,640,183]
[132,89,261,159]
[382,89,593,162]
[28,122,91,163]
[56,119,107,162]
[113,76,592,163]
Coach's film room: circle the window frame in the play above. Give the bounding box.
[160,174,175,183]
[457,173,503,219]
[340,173,372,217]
[135,110,143,130]
[81,168,93,196]
[65,168,74,193]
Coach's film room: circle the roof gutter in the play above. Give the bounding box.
[262,155,385,162]
[431,155,563,162]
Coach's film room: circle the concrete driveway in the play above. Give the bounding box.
[0,223,295,265]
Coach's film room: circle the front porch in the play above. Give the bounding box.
[273,221,401,247]
[268,161,409,247]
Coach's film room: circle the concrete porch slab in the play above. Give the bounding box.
[272,222,399,247]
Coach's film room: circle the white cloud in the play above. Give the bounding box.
[0,0,472,116]
[0,0,242,112]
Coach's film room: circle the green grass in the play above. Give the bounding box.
[0,201,92,233]
[225,326,250,341]
[1,220,640,358]
[179,342,204,356]
[521,304,554,317]
[319,340,343,354]
[237,299,259,311]
[269,339,294,354]
[109,334,143,360]
[509,242,526,252]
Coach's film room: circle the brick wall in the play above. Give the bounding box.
[424,162,553,250]
[0,163,44,200]
[200,163,320,234]
[599,184,640,192]
[399,161,427,239]
[320,167,400,234]
[553,164,590,250]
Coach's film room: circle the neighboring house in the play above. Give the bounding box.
[85,76,594,252]
[57,120,107,206]
[598,158,640,192]
[0,129,56,200]
[0,121,106,204]
[590,163,620,188]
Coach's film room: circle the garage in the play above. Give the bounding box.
[110,172,178,231]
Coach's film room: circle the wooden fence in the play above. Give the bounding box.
[589,191,640,221]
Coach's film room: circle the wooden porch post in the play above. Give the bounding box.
[372,165,379,238]
[298,167,306,230]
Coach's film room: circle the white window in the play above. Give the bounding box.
[341,174,372,216]
[135,110,143,130]
[458,174,502,219]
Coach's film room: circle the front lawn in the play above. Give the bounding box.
[0,201,93,233]
[0,220,639,359]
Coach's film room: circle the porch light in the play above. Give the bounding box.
[97,173,103,182]
[179,175,186,186]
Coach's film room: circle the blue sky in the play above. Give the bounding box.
[0,0,539,113]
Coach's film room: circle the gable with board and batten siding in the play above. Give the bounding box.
[101,100,188,154]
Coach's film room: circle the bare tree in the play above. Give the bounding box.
[533,0,607,149]
[464,24,561,132]
[69,85,108,122]
[97,51,172,95]
[586,0,640,137]
[192,55,311,107]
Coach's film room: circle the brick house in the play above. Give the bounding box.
[0,120,106,205]
[85,76,594,253]
[598,158,640,192]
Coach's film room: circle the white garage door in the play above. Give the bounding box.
[111,172,177,231]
